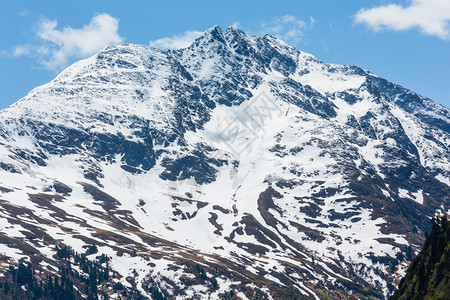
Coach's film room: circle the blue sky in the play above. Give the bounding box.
[1,0,449,109]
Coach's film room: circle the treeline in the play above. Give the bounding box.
[391,214,450,299]
[0,245,147,299]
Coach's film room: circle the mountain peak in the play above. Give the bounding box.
[192,25,226,47]
[224,25,245,36]
[0,25,449,300]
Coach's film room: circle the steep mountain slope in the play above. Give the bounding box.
[391,215,450,300]
[0,26,449,299]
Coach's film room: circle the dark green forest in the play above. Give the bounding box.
[0,245,158,300]
[391,214,450,300]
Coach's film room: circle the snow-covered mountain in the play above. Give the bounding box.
[0,25,449,299]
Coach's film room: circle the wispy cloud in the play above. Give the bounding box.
[18,10,29,17]
[0,50,9,57]
[355,0,450,40]
[14,13,124,70]
[260,15,316,43]
[149,30,203,50]
[13,45,32,57]
[230,22,240,29]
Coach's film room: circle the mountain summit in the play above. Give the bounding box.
[0,26,449,299]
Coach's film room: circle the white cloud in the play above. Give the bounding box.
[260,15,315,43]
[149,30,203,50]
[355,0,450,39]
[231,22,240,29]
[14,13,124,70]
[13,45,31,56]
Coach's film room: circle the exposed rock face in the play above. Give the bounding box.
[0,26,448,299]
